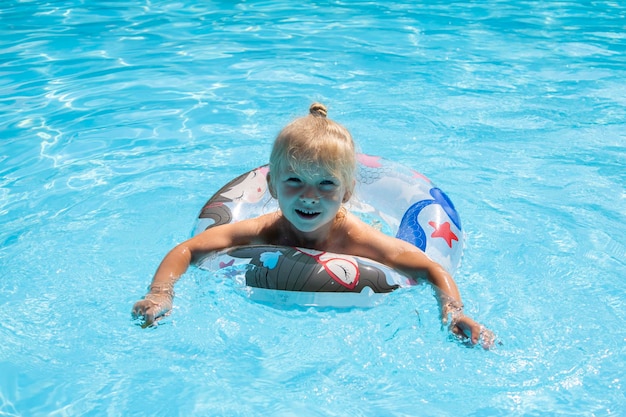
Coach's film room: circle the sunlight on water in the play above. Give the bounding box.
[1,0,625,415]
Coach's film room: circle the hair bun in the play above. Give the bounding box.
[309,102,328,118]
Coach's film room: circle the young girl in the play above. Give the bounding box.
[132,103,494,347]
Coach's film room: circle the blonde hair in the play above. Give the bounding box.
[268,103,357,198]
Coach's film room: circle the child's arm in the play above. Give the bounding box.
[391,248,495,347]
[132,217,265,326]
[131,242,193,326]
[347,219,494,347]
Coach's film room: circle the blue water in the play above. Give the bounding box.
[1,0,625,415]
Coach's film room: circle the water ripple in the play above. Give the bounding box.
[1,0,626,415]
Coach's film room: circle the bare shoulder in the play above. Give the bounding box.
[191,211,281,248]
[343,212,396,243]
[341,212,415,260]
[342,212,384,239]
[233,212,282,243]
[247,211,287,244]
[347,214,436,272]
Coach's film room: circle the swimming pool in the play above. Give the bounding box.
[1,0,625,415]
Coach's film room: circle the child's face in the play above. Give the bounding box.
[273,166,349,234]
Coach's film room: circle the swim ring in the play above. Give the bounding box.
[193,154,463,307]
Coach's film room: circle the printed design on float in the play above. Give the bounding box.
[428,221,459,248]
[223,246,400,293]
[294,248,360,290]
[259,250,283,269]
[396,187,462,251]
[356,154,431,185]
[199,166,269,228]
[356,153,383,168]
[356,154,389,184]
[219,258,235,269]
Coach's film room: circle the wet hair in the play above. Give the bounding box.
[268,103,357,198]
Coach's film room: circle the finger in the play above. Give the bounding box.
[131,303,145,319]
[457,318,480,345]
[471,328,480,345]
[141,310,156,328]
[454,321,479,344]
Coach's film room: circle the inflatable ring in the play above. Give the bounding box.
[193,154,463,307]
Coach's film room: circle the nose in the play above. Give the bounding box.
[299,186,319,204]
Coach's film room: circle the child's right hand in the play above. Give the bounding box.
[132,293,173,328]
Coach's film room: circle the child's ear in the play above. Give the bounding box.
[342,179,355,203]
[266,173,277,198]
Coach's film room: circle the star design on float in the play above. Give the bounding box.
[428,221,458,248]
[398,182,429,203]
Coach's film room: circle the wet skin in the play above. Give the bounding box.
[271,167,350,239]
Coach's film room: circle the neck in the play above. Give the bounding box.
[280,208,347,250]
[289,223,333,249]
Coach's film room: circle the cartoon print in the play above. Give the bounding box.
[225,246,400,293]
[294,248,359,290]
[220,166,268,203]
[396,187,462,251]
[357,153,430,186]
[198,201,233,229]
[357,153,383,169]
[357,154,390,185]
[199,166,269,229]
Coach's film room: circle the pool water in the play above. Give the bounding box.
[1,0,625,415]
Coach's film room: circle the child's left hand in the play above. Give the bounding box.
[449,315,496,349]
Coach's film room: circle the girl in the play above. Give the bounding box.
[132,103,494,347]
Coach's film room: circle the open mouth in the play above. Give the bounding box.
[295,209,321,219]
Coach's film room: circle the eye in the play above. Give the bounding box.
[319,179,339,190]
[285,177,302,186]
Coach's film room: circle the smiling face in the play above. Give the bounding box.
[272,166,350,235]
[267,104,357,241]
